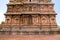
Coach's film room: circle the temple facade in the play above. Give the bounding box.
[0,0,60,36]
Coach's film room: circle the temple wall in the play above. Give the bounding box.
[5,14,57,28]
[7,4,54,12]
[0,35,60,40]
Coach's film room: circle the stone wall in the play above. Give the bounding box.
[0,35,60,40]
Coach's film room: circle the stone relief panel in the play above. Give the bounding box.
[7,5,13,12]
[50,15,56,25]
[43,5,48,12]
[6,16,12,24]
[41,15,49,25]
[48,5,54,12]
[32,6,40,12]
[7,5,28,12]
[32,15,39,25]
[10,15,20,25]
[11,16,17,25]
[40,5,44,12]
[20,15,28,25]
[23,6,29,12]
[14,16,20,25]
[7,5,21,12]
[21,15,28,25]
[40,5,49,12]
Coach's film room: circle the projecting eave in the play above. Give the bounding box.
[4,12,21,15]
[7,2,54,5]
[23,2,54,5]
[4,12,57,15]
[7,2,24,5]
[25,11,57,15]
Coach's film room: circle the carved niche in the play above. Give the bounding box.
[7,5,13,12]
[41,15,48,25]
[50,15,56,25]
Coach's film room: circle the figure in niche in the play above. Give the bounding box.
[33,16,39,25]
[41,16,47,24]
